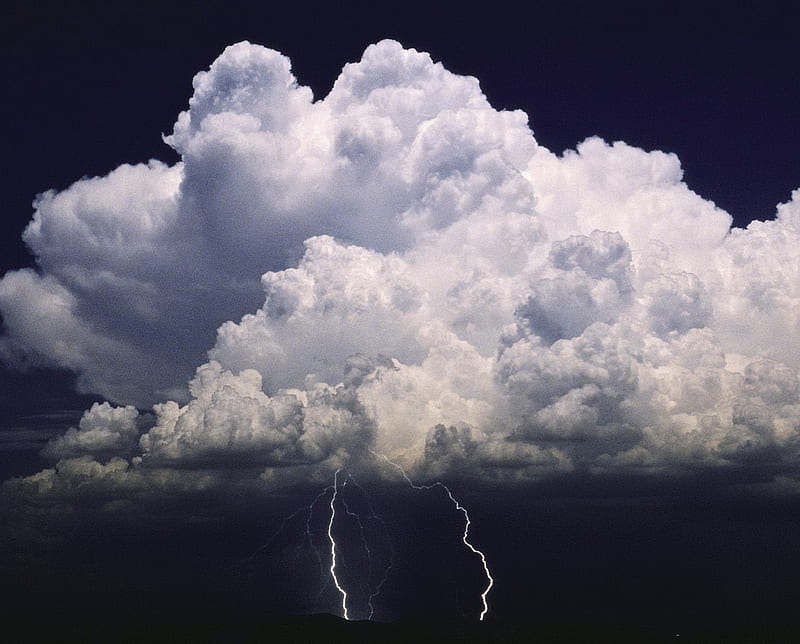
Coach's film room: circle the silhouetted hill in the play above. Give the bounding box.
[6,612,800,643]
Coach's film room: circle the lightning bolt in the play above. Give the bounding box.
[366,555,394,620]
[328,468,349,619]
[249,468,394,620]
[305,489,329,586]
[245,485,332,575]
[249,455,491,621]
[341,479,374,568]
[341,475,396,620]
[441,484,494,621]
[368,447,494,621]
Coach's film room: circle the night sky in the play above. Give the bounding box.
[2,2,800,640]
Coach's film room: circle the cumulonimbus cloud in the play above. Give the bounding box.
[3,40,800,502]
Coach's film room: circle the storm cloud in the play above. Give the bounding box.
[3,40,800,504]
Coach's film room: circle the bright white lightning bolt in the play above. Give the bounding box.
[441,485,494,621]
[368,447,494,621]
[328,468,349,620]
[249,469,394,620]
[250,457,490,621]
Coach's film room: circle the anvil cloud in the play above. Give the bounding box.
[3,40,800,501]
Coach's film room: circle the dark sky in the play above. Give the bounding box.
[2,2,800,638]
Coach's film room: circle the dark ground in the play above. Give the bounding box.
[5,613,800,644]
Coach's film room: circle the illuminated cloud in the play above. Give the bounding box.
[41,402,141,460]
[3,40,800,503]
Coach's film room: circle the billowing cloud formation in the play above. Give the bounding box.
[41,402,141,460]
[139,357,371,467]
[3,40,800,502]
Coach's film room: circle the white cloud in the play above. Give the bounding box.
[209,235,429,393]
[3,40,800,503]
[41,402,140,460]
[139,359,369,467]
